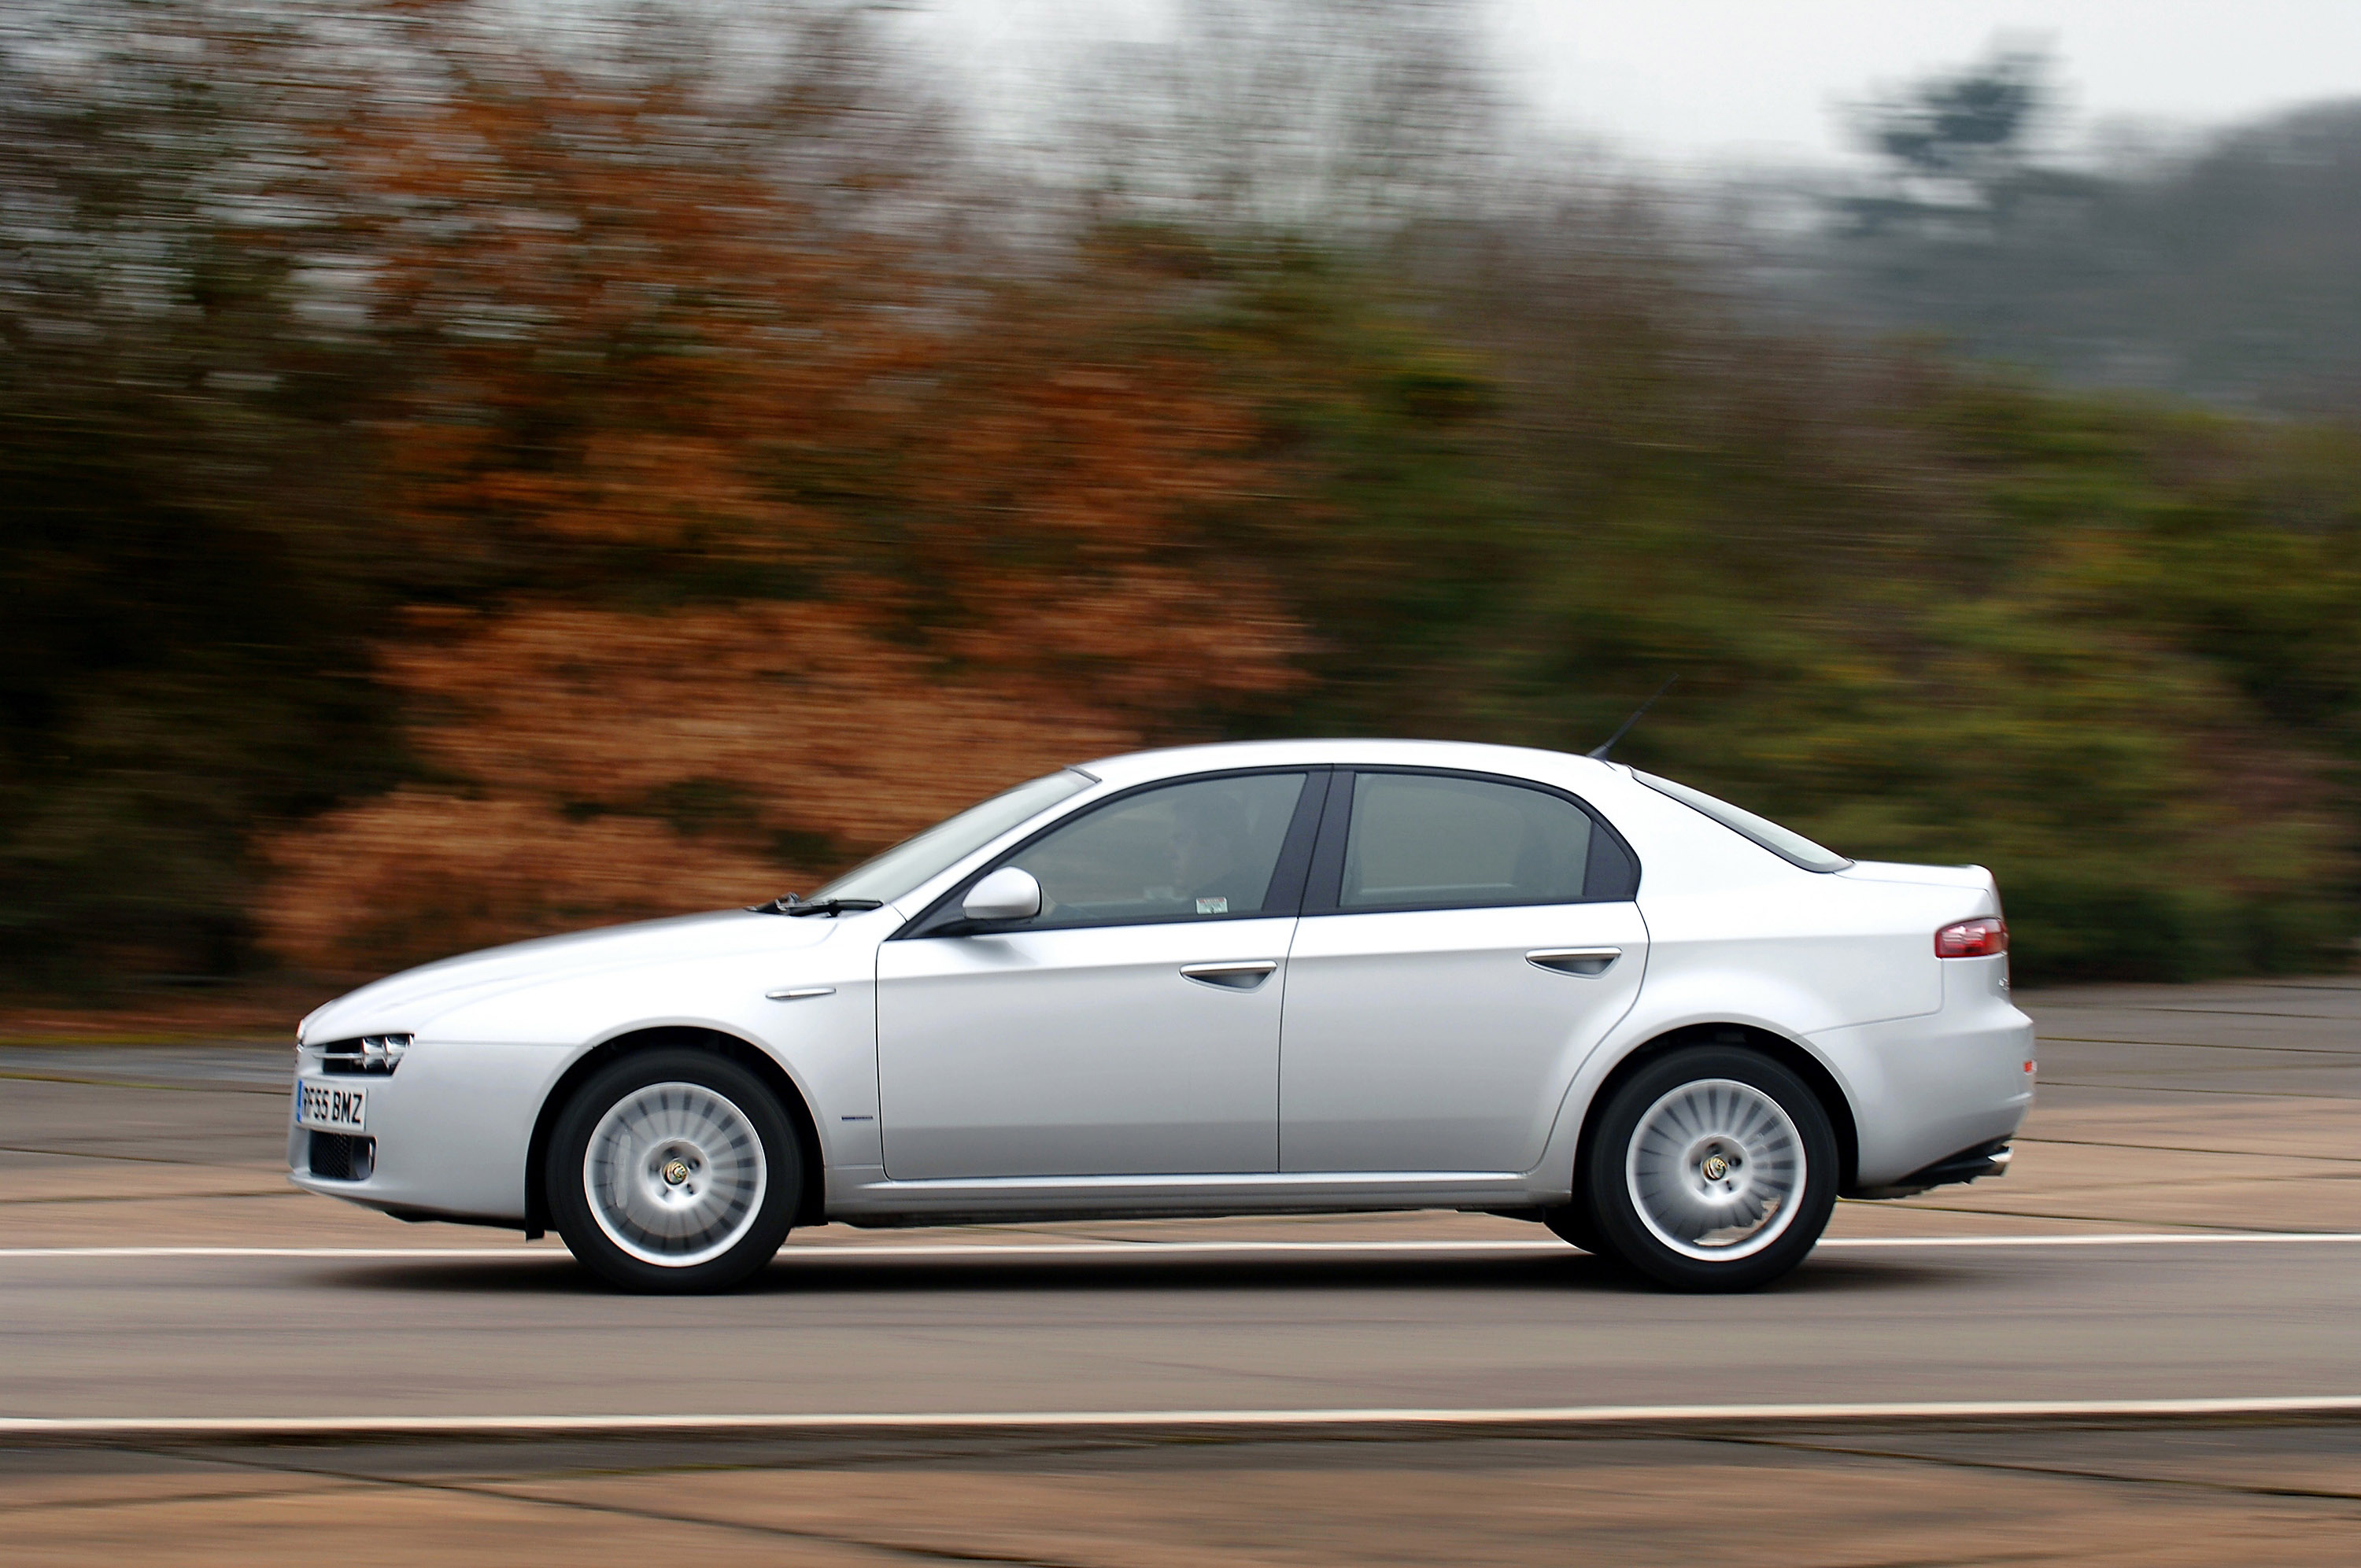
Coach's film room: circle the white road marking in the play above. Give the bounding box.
[1,1232,2359,1261]
[6,1395,2360,1437]
[1821,1230,2361,1249]
[0,1246,556,1260]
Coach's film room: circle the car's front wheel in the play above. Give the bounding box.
[1582,1046,1836,1292]
[547,1048,800,1293]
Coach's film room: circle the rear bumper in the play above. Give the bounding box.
[1810,955,2034,1189]
[1850,1137,2013,1200]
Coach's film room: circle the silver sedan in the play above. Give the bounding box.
[290,740,2034,1292]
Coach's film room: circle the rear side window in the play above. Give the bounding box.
[1339,773,1620,911]
[1635,770,1853,873]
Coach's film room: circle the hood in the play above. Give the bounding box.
[299,909,843,1042]
[1836,860,1997,892]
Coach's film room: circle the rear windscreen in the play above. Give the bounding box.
[1635,771,1853,873]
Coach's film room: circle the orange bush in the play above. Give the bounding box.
[257,792,777,980]
[255,602,1144,973]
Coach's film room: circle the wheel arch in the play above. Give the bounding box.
[523,1025,829,1234]
[1572,1023,1860,1201]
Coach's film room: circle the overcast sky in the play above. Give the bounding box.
[910,1,2361,169]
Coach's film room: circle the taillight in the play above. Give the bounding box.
[1935,916,2007,958]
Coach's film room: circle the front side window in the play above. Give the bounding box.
[1339,773,1594,910]
[1006,772,1309,927]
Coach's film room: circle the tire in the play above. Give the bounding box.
[547,1047,800,1293]
[1582,1046,1837,1292]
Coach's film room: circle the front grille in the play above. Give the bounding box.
[308,1131,375,1181]
[313,1035,410,1075]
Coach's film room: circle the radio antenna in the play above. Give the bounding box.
[1587,676,1677,761]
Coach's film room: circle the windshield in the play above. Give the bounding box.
[1635,770,1854,873]
[808,770,1096,906]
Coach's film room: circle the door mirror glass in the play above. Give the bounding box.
[962,866,1044,923]
[1341,773,1593,910]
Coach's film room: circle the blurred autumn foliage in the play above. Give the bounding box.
[6,0,2359,987]
[257,22,1304,972]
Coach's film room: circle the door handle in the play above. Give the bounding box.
[1527,947,1621,977]
[764,987,836,1001]
[1179,961,1280,992]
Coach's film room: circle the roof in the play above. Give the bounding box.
[1075,737,1616,792]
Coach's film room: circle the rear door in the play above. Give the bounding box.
[1278,769,1647,1173]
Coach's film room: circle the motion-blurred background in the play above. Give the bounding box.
[6,0,2359,996]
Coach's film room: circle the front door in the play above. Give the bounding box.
[1280,769,1648,1173]
[878,769,1320,1180]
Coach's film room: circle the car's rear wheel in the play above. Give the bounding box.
[1582,1046,1835,1291]
[548,1049,799,1293]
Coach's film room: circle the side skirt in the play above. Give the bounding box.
[824,1169,1555,1226]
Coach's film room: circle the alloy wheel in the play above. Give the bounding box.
[1624,1076,1805,1262]
[583,1081,768,1267]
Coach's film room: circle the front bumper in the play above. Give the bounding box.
[287,1039,569,1226]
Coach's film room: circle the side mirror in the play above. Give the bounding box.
[962,866,1042,924]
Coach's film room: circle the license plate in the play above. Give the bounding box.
[295,1078,367,1133]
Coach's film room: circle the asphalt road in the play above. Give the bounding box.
[3,1230,2360,1422]
[2,978,2357,1563]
